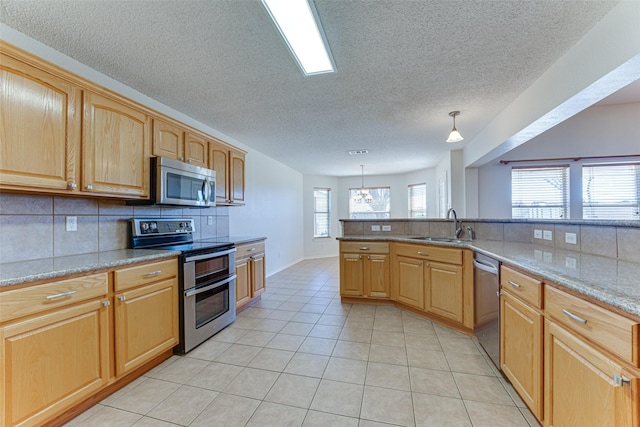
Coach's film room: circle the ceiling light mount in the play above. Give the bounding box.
[446,111,464,143]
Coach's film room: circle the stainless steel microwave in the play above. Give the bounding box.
[129,157,216,208]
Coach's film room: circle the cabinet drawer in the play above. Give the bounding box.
[114,259,178,292]
[340,241,389,254]
[236,241,265,258]
[0,273,108,323]
[545,285,639,365]
[500,266,542,308]
[394,243,462,265]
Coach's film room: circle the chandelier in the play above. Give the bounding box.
[354,165,373,203]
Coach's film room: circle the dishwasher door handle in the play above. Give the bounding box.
[473,258,499,275]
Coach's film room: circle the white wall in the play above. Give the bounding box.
[478,103,640,218]
[229,151,304,275]
[302,175,339,259]
[3,25,304,276]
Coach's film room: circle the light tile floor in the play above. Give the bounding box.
[66,257,540,427]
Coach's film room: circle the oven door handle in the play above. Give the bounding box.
[184,274,237,297]
[185,248,236,262]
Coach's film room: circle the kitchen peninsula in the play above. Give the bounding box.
[339,217,640,426]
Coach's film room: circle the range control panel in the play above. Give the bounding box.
[132,218,195,236]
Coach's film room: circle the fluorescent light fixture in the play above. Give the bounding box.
[262,0,335,76]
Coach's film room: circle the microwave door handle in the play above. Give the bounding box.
[201,179,208,203]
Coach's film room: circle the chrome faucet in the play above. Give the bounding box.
[447,208,462,239]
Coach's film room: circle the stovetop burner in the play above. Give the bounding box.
[129,218,233,253]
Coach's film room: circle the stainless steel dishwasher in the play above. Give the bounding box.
[474,253,501,369]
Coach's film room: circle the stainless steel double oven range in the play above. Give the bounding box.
[130,218,236,353]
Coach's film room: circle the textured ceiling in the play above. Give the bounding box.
[0,0,620,176]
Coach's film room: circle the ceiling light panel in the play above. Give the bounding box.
[262,0,335,76]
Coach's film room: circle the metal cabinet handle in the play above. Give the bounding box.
[425,263,430,267]
[359,255,362,259]
[367,255,370,260]
[508,281,521,288]
[67,182,77,189]
[143,270,161,277]
[102,300,111,307]
[85,184,93,190]
[417,251,430,256]
[118,295,127,301]
[418,261,423,266]
[178,156,184,161]
[45,290,77,300]
[562,309,587,324]
[248,248,256,251]
[187,159,192,163]
[359,247,370,251]
[371,259,385,263]
[614,374,631,387]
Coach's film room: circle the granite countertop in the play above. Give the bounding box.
[0,249,181,288]
[339,236,640,317]
[0,236,267,288]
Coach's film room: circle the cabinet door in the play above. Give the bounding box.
[236,257,252,307]
[209,141,230,203]
[83,91,150,196]
[153,118,184,160]
[340,254,364,297]
[114,278,178,376]
[184,132,208,168]
[500,291,543,420]
[395,256,424,309]
[1,300,109,427]
[230,148,245,204]
[0,53,81,191]
[425,262,463,323]
[544,319,636,427]
[366,254,390,298]
[252,253,266,297]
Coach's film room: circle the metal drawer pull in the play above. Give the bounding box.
[143,270,161,277]
[359,247,370,250]
[417,251,430,256]
[508,281,521,288]
[614,374,631,387]
[118,295,127,301]
[45,290,77,300]
[562,309,587,324]
[248,248,256,251]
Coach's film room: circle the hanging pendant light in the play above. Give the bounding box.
[446,111,464,143]
[355,165,373,203]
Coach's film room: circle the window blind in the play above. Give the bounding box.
[583,163,640,220]
[408,183,427,218]
[511,166,570,219]
[313,188,331,237]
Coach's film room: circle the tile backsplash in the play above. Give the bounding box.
[0,193,230,263]
[341,219,640,263]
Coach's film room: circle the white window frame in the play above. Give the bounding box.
[313,187,331,238]
[348,187,391,219]
[511,165,570,219]
[408,183,427,218]
[582,162,640,220]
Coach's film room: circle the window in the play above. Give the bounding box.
[408,183,427,218]
[511,166,569,219]
[583,163,640,220]
[313,188,331,237]
[349,187,390,219]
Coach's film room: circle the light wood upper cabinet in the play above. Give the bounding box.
[184,132,208,168]
[83,91,150,197]
[210,139,246,205]
[0,50,81,192]
[153,119,184,160]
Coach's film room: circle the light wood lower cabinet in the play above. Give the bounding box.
[395,255,424,309]
[340,242,390,299]
[114,278,178,376]
[235,241,266,308]
[544,319,638,427]
[500,290,543,420]
[0,299,109,427]
[425,262,463,323]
